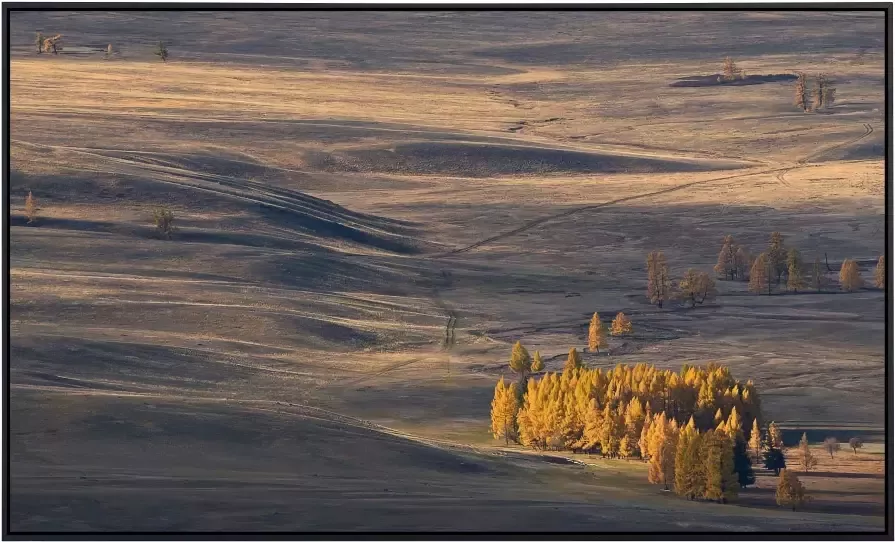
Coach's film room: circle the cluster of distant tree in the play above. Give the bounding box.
[710,232,884,294]
[794,72,836,112]
[33,31,168,61]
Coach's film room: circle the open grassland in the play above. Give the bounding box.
[8,10,886,532]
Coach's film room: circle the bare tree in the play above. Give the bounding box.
[822,437,840,459]
[155,41,169,62]
[794,72,810,112]
[848,437,863,455]
[152,208,175,239]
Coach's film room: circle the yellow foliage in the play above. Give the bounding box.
[610,312,633,337]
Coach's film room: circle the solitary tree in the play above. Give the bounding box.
[530,350,544,373]
[787,249,805,293]
[794,72,810,112]
[776,469,809,511]
[874,256,885,289]
[490,378,520,445]
[848,437,864,455]
[610,312,633,337]
[839,259,864,292]
[509,341,532,384]
[155,41,169,62]
[798,432,818,472]
[722,57,742,82]
[588,312,606,354]
[24,191,37,224]
[153,208,175,239]
[749,252,770,294]
[35,32,45,54]
[647,251,671,307]
[677,270,717,308]
[822,437,840,459]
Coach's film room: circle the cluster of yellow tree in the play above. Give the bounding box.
[713,232,884,294]
[491,358,761,454]
[490,359,765,504]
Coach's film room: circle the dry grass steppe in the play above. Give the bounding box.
[7,10,887,532]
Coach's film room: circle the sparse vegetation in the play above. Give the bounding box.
[839,259,864,292]
[24,191,37,224]
[152,208,175,239]
[155,41,169,62]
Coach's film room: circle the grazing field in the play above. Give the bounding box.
[8,10,887,532]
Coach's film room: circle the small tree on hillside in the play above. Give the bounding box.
[776,469,809,511]
[24,191,38,224]
[787,249,805,293]
[677,270,717,307]
[839,259,864,292]
[588,312,607,354]
[797,432,818,472]
[848,437,863,455]
[822,437,840,459]
[153,208,175,239]
[610,312,633,337]
[509,341,532,384]
[722,56,742,82]
[749,252,770,295]
[530,350,544,373]
[155,41,169,62]
[794,72,810,112]
[874,256,885,289]
[35,32,45,54]
[647,251,671,308]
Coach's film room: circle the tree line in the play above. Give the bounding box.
[644,232,884,307]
